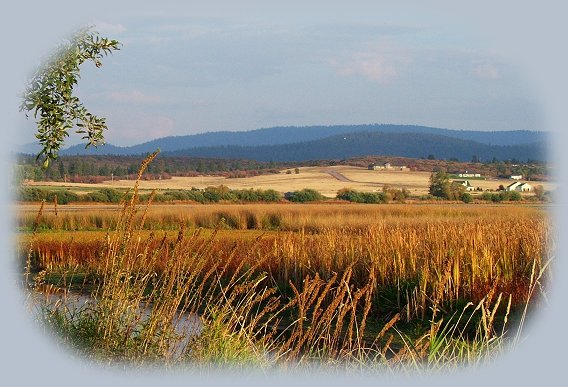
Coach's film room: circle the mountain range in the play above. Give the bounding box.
[18,124,549,162]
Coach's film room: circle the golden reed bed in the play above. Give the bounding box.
[21,203,551,314]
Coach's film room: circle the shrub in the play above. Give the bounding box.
[336,188,362,202]
[84,191,109,202]
[259,189,282,202]
[337,188,389,204]
[18,187,48,202]
[46,190,80,204]
[533,185,546,201]
[497,191,510,202]
[234,189,258,202]
[285,189,325,203]
[360,192,383,204]
[203,186,235,202]
[481,192,493,202]
[186,189,206,203]
[461,192,473,203]
[509,191,522,201]
[163,190,191,201]
[96,188,123,203]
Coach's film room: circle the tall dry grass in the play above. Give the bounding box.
[17,202,545,232]
[25,210,551,316]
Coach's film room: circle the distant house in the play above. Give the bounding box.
[510,175,523,180]
[507,181,532,192]
[368,162,391,170]
[368,162,407,171]
[452,180,475,191]
[458,171,481,178]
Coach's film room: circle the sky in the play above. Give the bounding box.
[18,6,545,147]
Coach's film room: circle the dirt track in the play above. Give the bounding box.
[325,170,353,182]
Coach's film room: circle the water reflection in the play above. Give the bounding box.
[29,284,203,360]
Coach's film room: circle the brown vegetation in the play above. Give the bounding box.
[22,204,550,315]
[22,154,552,367]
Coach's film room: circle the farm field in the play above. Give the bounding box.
[25,165,556,197]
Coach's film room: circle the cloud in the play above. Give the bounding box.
[155,23,218,39]
[333,54,400,83]
[105,90,162,104]
[329,40,412,83]
[141,115,175,138]
[106,114,176,145]
[92,21,127,35]
[472,63,500,79]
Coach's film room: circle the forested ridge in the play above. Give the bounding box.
[18,124,547,159]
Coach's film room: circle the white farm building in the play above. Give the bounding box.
[506,181,532,192]
[452,180,476,191]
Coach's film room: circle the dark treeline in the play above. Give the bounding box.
[14,154,310,183]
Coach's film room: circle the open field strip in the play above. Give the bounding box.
[25,166,349,197]
[24,165,556,197]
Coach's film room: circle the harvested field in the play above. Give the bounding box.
[24,165,556,197]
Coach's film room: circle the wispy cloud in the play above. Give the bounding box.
[155,23,219,39]
[106,113,176,145]
[329,40,412,83]
[105,90,162,104]
[472,63,500,79]
[332,54,399,83]
[92,21,127,35]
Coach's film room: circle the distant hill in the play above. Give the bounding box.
[51,124,546,156]
[120,124,546,152]
[16,142,44,156]
[17,124,548,162]
[17,142,124,157]
[162,132,547,162]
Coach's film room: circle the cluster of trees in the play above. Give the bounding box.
[428,171,469,201]
[17,186,285,205]
[480,191,522,202]
[284,189,325,203]
[14,154,288,183]
[17,187,124,204]
[170,186,282,203]
[491,161,548,181]
[336,187,410,203]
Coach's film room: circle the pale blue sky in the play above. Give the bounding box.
[20,7,544,147]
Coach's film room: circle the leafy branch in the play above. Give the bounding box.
[20,27,120,167]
